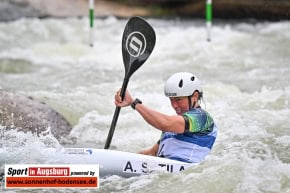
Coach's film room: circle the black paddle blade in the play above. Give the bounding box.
[122,17,156,78]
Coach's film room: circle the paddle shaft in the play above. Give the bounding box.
[104,77,129,149]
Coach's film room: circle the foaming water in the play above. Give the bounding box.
[0,17,290,192]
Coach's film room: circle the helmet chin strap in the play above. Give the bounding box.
[188,95,196,109]
[189,91,201,109]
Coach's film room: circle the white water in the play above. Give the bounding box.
[0,17,290,192]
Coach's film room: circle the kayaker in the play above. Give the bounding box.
[114,72,217,163]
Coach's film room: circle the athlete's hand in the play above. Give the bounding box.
[114,89,133,107]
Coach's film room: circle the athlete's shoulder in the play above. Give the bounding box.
[184,107,208,117]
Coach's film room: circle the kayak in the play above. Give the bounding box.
[63,148,196,178]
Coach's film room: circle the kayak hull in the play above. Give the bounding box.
[63,148,195,178]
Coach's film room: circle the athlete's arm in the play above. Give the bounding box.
[135,103,185,133]
[114,89,186,133]
[138,143,159,156]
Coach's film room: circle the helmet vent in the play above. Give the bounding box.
[178,79,183,88]
[191,76,195,81]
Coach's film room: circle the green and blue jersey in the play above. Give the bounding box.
[157,108,217,163]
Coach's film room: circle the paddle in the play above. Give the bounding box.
[104,17,156,149]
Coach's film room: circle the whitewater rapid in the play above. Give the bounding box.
[0,17,289,193]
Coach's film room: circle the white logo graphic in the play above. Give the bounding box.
[126,32,146,57]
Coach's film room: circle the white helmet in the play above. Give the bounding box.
[164,72,202,97]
